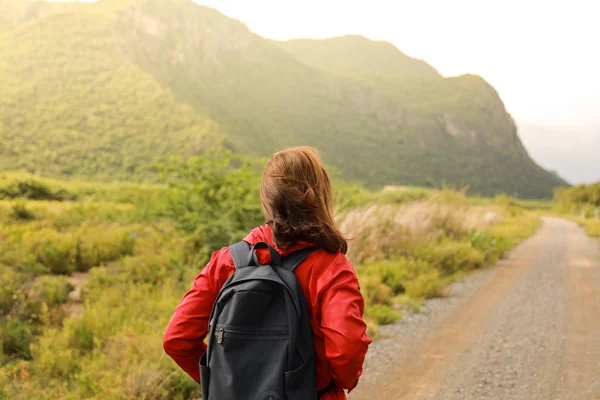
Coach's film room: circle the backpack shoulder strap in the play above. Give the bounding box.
[229,241,251,270]
[281,247,317,272]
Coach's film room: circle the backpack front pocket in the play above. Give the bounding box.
[208,325,289,399]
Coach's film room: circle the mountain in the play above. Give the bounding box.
[277,35,441,77]
[0,0,567,197]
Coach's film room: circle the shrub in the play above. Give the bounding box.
[13,226,137,275]
[30,327,79,380]
[159,149,264,256]
[75,227,136,272]
[0,180,72,201]
[11,275,73,325]
[30,276,73,308]
[415,240,485,276]
[404,269,444,299]
[68,318,94,354]
[0,320,34,360]
[583,220,600,239]
[469,229,510,262]
[34,235,76,275]
[555,182,600,207]
[360,258,437,294]
[393,295,425,313]
[365,304,401,325]
[0,266,26,316]
[485,214,541,249]
[121,255,176,285]
[360,275,393,306]
[366,187,432,206]
[361,261,407,294]
[365,318,380,339]
[10,203,35,221]
[494,194,517,207]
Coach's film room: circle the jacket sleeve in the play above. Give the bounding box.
[319,255,372,392]
[163,247,233,383]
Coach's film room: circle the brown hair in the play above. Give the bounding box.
[260,147,347,254]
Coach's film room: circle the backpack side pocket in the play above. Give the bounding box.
[200,352,210,399]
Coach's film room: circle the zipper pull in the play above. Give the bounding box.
[217,328,224,344]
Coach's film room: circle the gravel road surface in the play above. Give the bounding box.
[350,217,600,400]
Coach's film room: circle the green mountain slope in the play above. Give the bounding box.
[278,35,441,77]
[0,0,222,179]
[0,0,567,197]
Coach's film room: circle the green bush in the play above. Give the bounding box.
[158,149,264,256]
[121,255,176,286]
[68,318,95,355]
[10,203,35,221]
[404,269,444,299]
[365,318,380,339]
[555,182,600,207]
[30,276,73,309]
[75,227,136,272]
[469,229,510,263]
[365,187,432,206]
[10,275,72,325]
[33,235,76,275]
[365,304,401,325]
[360,258,437,295]
[0,265,26,316]
[485,214,541,249]
[9,226,137,276]
[360,275,393,306]
[357,257,446,309]
[0,320,34,360]
[0,180,73,202]
[583,220,600,240]
[415,240,485,276]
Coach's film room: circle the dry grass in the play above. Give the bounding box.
[338,191,499,265]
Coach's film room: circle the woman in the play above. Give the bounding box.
[163,146,371,399]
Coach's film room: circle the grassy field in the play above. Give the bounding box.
[0,170,542,399]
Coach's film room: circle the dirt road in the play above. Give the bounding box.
[350,217,600,400]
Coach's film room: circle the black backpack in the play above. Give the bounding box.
[200,241,319,400]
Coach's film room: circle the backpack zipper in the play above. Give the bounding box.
[215,326,287,345]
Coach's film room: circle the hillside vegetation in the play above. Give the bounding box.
[278,35,441,77]
[0,0,566,197]
[0,151,542,399]
[554,182,600,241]
[555,182,600,208]
[555,182,600,219]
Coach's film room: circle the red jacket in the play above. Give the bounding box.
[163,224,371,399]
